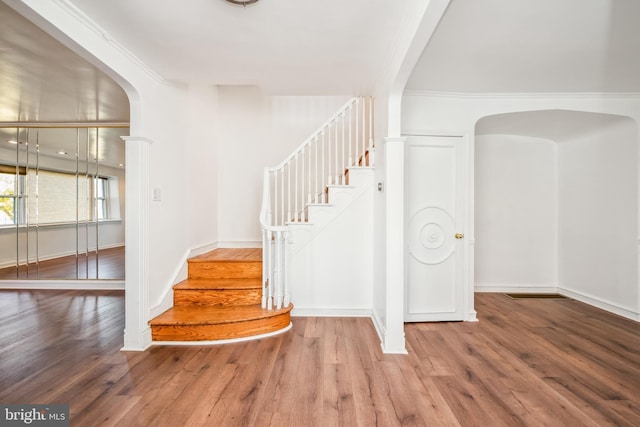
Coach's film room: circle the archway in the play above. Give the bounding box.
[474,110,638,318]
[3,1,149,348]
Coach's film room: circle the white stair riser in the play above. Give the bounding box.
[287,168,374,254]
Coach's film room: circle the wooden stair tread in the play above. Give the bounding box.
[150,304,293,326]
[151,247,290,342]
[189,248,262,263]
[174,278,262,290]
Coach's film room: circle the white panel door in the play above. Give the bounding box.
[405,135,465,322]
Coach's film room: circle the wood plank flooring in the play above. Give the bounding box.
[1,291,639,426]
[0,246,125,280]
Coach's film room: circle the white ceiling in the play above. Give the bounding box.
[66,0,408,95]
[407,0,640,93]
[1,0,639,139]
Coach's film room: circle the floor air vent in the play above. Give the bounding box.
[504,293,569,300]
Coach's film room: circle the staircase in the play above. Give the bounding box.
[260,96,374,311]
[149,248,293,342]
[150,96,372,343]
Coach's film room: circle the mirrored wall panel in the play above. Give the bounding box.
[0,127,127,280]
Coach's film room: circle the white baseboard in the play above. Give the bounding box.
[474,283,639,322]
[558,287,640,322]
[291,307,372,317]
[371,309,385,344]
[189,242,220,257]
[216,240,262,248]
[474,283,559,294]
[0,280,124,290]
[121,326,152,352]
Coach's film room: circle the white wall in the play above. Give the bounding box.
[372,97,388,335]
[475,134,558,291]
[144,84,190,303]
[559,120,638,314]
[290,181,374,315]
[216,86,349,244]
[185,84,219,251]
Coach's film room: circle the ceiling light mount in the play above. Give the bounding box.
[224,0,260,7]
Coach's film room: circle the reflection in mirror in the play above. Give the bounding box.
[0,127,126,280]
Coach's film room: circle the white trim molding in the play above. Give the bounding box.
[215,240,262,249]
[383,136,408,355]
[121,136,153,351]
[475,284,560,294]
[291,308,373,318]
[48,0,165,84]
[559,287,640,322]
[403,90,640,100]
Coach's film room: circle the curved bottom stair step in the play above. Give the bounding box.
[150,303,293,341]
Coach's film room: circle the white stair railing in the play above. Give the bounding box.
[259,96,374,310]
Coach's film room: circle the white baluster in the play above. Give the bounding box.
[362,98,367,166]
[320,129,327,203]
[275,231,283,309]
[355,99,360,167]
[274,171,279,227]
[302,147,306,222]
[287,163,291,224]
[280,168,285,226]
[341,112,345,184]
[327,123,332,185]
[294,153,298,222]
[308,143,312,204]
[268,231,274,309]
[314,136,319,203]
[262,229,268,308]
[333,119,340,184]
[348,104,353,166]
[283,229,290,307]
[369,96,374,149]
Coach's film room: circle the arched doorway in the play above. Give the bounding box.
[474,110,638,318]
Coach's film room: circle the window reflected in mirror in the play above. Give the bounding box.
[0,127,126,280]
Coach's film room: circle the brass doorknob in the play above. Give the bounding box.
[455,233,464,239]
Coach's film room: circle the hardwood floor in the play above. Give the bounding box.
[0,246,125,280]
[0,291,639,426]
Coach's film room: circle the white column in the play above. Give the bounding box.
[121,136,153,351]
[383,136,407,354]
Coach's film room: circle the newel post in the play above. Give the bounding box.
[120,136,153,351]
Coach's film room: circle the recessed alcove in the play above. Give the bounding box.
[474,110,638,310]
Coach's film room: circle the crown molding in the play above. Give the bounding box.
[403,90,640,100]
[51,0,166,85]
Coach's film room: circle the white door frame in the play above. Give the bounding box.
[403,130,476,322]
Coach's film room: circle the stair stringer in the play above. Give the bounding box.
[287,167,375,253]
[286,168,375,315]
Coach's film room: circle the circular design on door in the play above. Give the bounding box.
[409,207,455,265]
[421,223,445,249]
